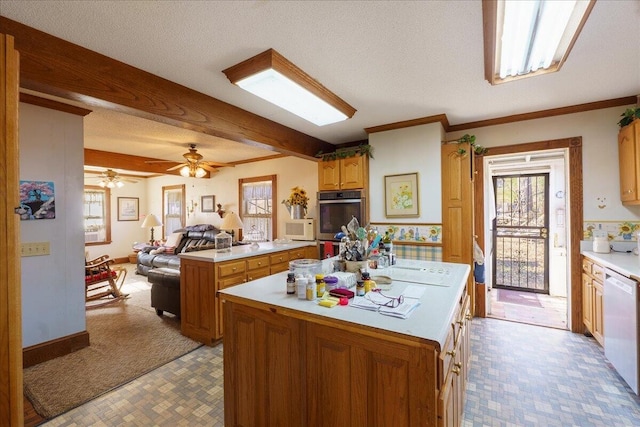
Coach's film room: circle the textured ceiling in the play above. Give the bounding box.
[1,0,639,164]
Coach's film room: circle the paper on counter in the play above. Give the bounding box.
[402,285,426,299]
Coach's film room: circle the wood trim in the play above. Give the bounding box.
[222,48,356,119]
[19,92,91,116]
[230,153,287,166]
[482,0,498,85]
[448,96,637,132]
[0,17,334,161]
[365,114,449,134]
[366,96,637,135]
[22,331,90,368]
[0,32,23,427]
[473,137,583,333]
[85,148,202,177]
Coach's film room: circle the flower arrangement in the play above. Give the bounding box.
[282,186,309,210]
[618,221,638,239]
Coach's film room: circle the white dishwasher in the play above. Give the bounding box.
[604,268,639,394]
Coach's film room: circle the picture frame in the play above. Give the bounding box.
[384,173,419,217]
[117,197,139,221]
[201,195,215,213]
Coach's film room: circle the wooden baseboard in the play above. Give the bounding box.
[113,256,131,264]
[23,330,90,368]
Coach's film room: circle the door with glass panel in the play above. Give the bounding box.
[492,173,549,293]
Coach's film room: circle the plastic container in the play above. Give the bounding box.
[290,259,322,277]
[324,276,339,292]
[592,236,610,253]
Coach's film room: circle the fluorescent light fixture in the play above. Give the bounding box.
[223,49,356,126]
[483,0,595,84]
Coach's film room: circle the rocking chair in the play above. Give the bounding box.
[85,255,127,307]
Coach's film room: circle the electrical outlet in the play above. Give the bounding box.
[20,242,50,257]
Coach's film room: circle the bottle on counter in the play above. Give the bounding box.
[297,276,308,300]
[362,271,374,294]
[287,272,296,295]
[315,274,325,298]
[356,280,365,297]
[306,277,317,301]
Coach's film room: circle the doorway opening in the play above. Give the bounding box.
[483,150,569,330]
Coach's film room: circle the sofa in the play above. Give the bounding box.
[137,224,220,317]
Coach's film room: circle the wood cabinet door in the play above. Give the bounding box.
[318,159,340,191]
[582,273,593,333]
[181,259,216,344]
[441,143,474,312]
[223,302,303,427]
[618,122,637,202]
[305,245,319,260]
[340,156,366,189]
[593,280,604,345]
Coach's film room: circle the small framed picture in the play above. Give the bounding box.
[201,195,215,213]
[117,197,139,221]
[384,173,419,217]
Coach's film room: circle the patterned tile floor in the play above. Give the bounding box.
[488,287,568,330]
[41,300,640,425]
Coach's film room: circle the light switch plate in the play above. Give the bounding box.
[20,241,50,257]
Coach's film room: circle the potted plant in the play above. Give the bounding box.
[618,107,640,128]
[316,143,374,161]
[451,134,487,156]
[282,186,309,219]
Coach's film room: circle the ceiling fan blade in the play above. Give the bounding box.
[199,163,219,172]
[144,160,177,164]
[166,163,187,171]
[202,161,235,167]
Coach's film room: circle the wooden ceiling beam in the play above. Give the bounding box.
[84,149,205,177]
[0,17,334,161]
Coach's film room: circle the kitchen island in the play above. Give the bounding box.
[219,260,471,426]
[178,241,316,345]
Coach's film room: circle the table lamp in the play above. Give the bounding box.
[221,211,244,243]
[141,214,162,244]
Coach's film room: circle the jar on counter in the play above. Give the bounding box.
[315,274,325,298]
[324,276,339,292]
[297,276,308,300]
[287,273,296,295]
[356,280,365,297]
[306,278,317,301]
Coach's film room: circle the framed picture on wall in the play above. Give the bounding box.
[201,195,215,212]
[117,197,139,221]
[384,172,419,217]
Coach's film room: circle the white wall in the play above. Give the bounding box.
[83,179,150,260]
[20,103,86,347]
[368,122,444,223]
[448,105,640,222]
[144,156,319,239]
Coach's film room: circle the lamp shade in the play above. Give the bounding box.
[141,214,162,228]
[221,211,243,231]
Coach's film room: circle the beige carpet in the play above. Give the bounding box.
[24,276,201,419]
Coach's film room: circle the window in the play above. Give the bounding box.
[162,184,185,238]
[84,186,111,245]
[239,175,277,241]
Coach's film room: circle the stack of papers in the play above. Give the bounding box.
[350,296,380,311]
[350,292,421,319]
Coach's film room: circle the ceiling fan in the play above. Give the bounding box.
[147,144,235,177]
[88,169,138,188]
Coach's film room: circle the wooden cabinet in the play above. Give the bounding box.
[180,246,317,345]
[223,284,471,427]
[618,119,640,204]
[581,256,604,346]
[318,155,368,191]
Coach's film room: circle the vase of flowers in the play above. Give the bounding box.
[282,186,309,219]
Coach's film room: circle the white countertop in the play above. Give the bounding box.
[219,259,470,348]
[178,241,315,263]
[581,250,640,280]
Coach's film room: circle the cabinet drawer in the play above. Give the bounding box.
[218,260,246,278]
[270,251,289,265]
[289,248,307,260]
[270,262,289,275]
[218,274,246,289]
[247,266,271,282]
[438,327,455,388]
[582,258,593,274]
[247,255,269,271]
[591,264,604,282]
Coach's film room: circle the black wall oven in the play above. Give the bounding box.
[317,190,367,241]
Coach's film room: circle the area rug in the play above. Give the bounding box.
[24,287,201,419]
[497,289,543,308]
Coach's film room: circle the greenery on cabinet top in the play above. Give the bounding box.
[316,144,373,161]
[618,108,640,128]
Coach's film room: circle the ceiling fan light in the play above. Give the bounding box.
[195,167,207,178]
[116,181,124,188]
[98,180,107,188]
[180,166,191,177]
[106,181,116,189]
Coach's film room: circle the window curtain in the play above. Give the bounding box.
[242,181,272,241]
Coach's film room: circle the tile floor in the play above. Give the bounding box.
[488,287,568,330]
[33,265,638,424]
[40,315,640,426]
